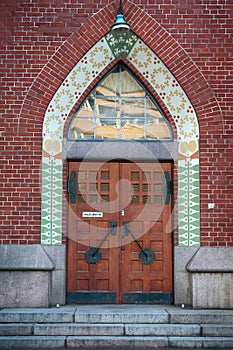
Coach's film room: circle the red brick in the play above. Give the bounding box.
[0,0,232,246]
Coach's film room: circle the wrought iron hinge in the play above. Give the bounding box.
[68,170,77,204]
[164,171,173,205]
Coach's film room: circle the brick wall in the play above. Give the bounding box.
[0,0,232,246]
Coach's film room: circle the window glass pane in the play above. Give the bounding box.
[154,172,162,182]
[68,64,172,140]
[131,195,139,204]
[78,171,86,180]
[131,172,139,181]
[70,94,95,139]
[78,183,86,191]
[131,184,139,193]
[89,183,98,191]
[101,171,109,180]
[100,183,109,192]
[97,65,120,96]
[143,195,151,204]
[90,171,97,180]
[146,98,171,139]
[101,195,109,202]
[121,70,144,96]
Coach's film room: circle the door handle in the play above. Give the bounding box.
[122,222,155,265]
[85,222,117,264]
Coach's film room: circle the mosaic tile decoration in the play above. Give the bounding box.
[41,157,63,244]
[41,31,200,246]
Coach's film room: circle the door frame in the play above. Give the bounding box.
[66,154,174,304]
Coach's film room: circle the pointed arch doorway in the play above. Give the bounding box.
[66,63,174,304]
[40,28,200,305]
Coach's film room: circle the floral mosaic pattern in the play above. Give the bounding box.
[41,31,200,246]
[105,31,138,57]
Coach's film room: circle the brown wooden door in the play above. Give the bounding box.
[67,161,173,304]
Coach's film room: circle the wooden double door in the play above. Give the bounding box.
[67,161,173,304]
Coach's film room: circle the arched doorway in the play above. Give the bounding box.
[40,29,200,304]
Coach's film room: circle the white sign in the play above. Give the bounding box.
[82,212,103,218]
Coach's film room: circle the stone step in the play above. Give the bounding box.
[1,322,233,338]
[0,324,33,336]
[201,324,233,337]
[0,307,75,323]
[169,309,233,324]
[34,323,124,336]
[169,336,233,348]
[125,324,201,336]
[1,306,233,325]
[2,335,232,349]
[75,305,233,325]
[67,335,168,349]
[0,323,201,337]
[0,336,66,349]
[1,306,233,349]
[75,305,169,324]
[68,336,233,349]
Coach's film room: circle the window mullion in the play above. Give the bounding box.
[94,89,97,139]
[119,66,122,139]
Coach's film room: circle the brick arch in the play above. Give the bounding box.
[19,0,222,133]
[23,0,220,246]
[40,30,200,246]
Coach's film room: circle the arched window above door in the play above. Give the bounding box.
[68,64,172,140]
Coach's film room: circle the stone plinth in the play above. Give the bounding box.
[187,247,233,309]
[0,245,66,308]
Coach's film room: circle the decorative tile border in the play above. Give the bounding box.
[41,31,200,246]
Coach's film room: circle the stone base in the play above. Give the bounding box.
[0,245,66,308]
[174,246,199,306]
[0,271,51,308]
[191,272,233,309]
[187,247,233,309]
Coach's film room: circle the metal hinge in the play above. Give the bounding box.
[164,171,173,205]
[68,170,77,204]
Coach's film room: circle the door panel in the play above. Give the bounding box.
[120,162,172,303]
[67,161,173,304]
[67,162,120,303]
